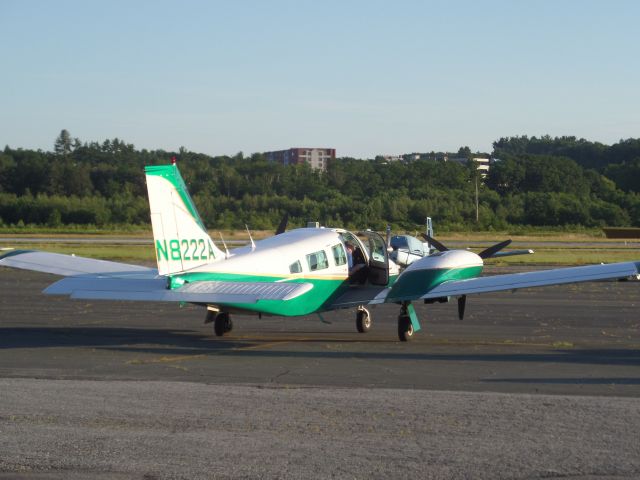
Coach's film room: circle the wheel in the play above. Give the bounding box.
[397,315,414,342]
[214,312,231,336]
[356,308,371,333]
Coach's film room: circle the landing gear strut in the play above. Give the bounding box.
[206,310,233,337]
[356,306,371,333]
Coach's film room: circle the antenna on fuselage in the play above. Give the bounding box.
[218,232,230,259]
[245,224,256,251]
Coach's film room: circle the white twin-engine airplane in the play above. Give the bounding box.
[1,162,639,341]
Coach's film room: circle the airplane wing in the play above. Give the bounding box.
[325,285,389,309]
[327,261,640,308]
[0,249,313,304]
[0,250,153,276]
[418,262,640,301]
[45,276,313,303]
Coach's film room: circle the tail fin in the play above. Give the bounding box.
[145,163,224,275]
[424,217,434,254]
[426,217,433,238]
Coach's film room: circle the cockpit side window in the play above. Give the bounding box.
[289,260,303,273]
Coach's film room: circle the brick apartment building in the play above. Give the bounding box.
[264,148,336,171]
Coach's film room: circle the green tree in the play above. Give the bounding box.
[457,146,472,158]
[54,129,73,157]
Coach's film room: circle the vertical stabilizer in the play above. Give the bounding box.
[424,217,434,254]
[145,163,224,275]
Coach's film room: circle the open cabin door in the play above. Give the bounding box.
[360,230,389,286]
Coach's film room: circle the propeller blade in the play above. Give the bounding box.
[421,234,448,252]
[275,212,289,235]
[478,239,512,259]
[457,295,466,320]
[385,225,391,248]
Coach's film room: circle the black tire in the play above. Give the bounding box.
[214,312,229,337]
[356,309,371,333]
[225,316,233,333]
[397,315,414,342]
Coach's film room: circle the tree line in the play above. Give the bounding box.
[1,131,639,231]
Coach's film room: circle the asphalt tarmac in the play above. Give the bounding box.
[1,268,638,396]
[1,268,639,478]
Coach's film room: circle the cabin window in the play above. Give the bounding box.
[306,250,329,271]
[289,260,303,273]
[331,244,347,266]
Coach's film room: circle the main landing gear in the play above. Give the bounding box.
[205,310,233,337]
[356,306,371,333]
[397,302,415,342]
[397,315,413,342]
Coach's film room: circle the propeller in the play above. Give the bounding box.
[457,295,466,320]
[421,234,448,252]
[275,212,289,235]
[417,234,512,321]
[385,225,391,249]
[478,239,512,259]
[422,234,513,260]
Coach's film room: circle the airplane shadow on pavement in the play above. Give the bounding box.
[1,327,639,368]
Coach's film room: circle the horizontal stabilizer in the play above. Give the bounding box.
[488,249,535,258]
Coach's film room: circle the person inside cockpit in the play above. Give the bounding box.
[346,241,367,284]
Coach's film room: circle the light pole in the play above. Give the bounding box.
[475,173,479,223]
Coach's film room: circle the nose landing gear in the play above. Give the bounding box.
[356,306,371,333]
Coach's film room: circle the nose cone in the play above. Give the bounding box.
[387,250,483,302]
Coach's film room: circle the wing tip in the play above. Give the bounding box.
[0,249,35,261]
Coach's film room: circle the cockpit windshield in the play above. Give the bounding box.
[390,236,408,250]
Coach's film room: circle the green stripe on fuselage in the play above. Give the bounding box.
[386,265,482,302]
[172,271,349,317]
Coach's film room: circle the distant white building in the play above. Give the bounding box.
[472,157,490,177]
[449,156,491,177]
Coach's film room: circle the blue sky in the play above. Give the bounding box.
[1,0,639,158]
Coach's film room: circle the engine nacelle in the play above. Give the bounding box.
[386,250,483,302]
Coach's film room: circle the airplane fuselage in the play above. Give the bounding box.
[167,228,395,316]
[167,229,486,316]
